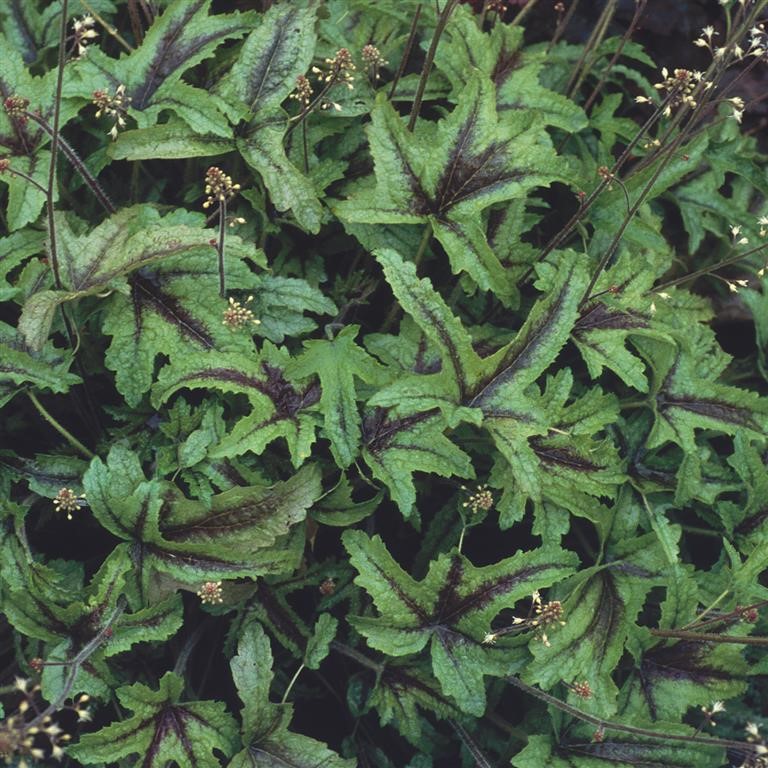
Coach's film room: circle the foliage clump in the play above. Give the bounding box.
[1,0,768,766]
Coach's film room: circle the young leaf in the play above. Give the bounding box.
[344,530,577,715]
[304,613,338,670]
[69,671,239,767]
[288,324,386,466]
[229,621,355,768]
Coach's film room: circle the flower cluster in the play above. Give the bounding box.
[4,95,30,125]
[53,487,85,520]
[652,67,706,115]
[483,590,566,647]
[0,679,85,765]
[203,167,240,209]
[92,84,131,140]
[741,722,768,768]
[566,680,592,699]
[290,74,313,108]
[362,44,387,80]
[222,296,260,330]
[700,699,726,727]
[197,581,224,605]
[461,484,494,514]
[71,15,98,58]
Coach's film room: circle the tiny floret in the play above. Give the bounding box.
[53,488,84,520]
[203,167,241,209]
[197,580,224,605]
[222,295,260,329]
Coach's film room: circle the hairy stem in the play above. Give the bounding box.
[407,0,459,131]
[389,4,423,101]
[218,197,227,297]
[25,111,116,214]
[507,676,755,755]
[27,391,95,460]
[649,628,768,646]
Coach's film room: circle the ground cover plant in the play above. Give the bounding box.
[1,0,768,765]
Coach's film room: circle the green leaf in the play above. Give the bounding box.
[216,2,317,118]
[512,732,724,768]
[84,446,322,585]
[304,613,337,669]
[152,346,321,468]
[436,6,587,132]
[337,74,568,298]
[525,535,667,716]
[344,530,577,715]
[110,121,236,160]
[362,410,474,518]
[288,324,386,466]
[375,248,482,399]
[69,671,239,767]
[229,622,355,767]
[71,0,254,135]
[237,119,324,233]
[0,322,79,407]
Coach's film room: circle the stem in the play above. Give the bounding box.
[548,0,581,52]
[565,0,616,99]
[217,198,227,297]
[3,165,48,195]
[27,391,95,460]
[652,242,768,294]
[330,641,386,675]
[280,663,305,704]
[448,719,493,768]
[390,5,422,101]
[127,0,145,45]
[47,0,69,290]
[28,600,126,729]
[509,0,541,28]
[649,627,768,646]
[407,0,459,131]
[301,120,309,174]
[26,112,116,214]
[582,0,646,112]
[507,676,755,755]
[79,0,135,52]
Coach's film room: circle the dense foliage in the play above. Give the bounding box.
[1,0,768,766]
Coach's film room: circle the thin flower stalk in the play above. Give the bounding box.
[388,4,423,100]
[407,0,460,131]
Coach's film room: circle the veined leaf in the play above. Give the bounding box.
[153,346,321,468]
[288,324,387,466]
[362,409,474,518]
[71,0,254,135]
[337,74,568,298]
[216,2,317,118]
[69,671,239,767]
[228,622,355,768]
[525,534,667,716]
[435,6,588,132]
[0,322,79,407]
[83,445,322,587]
[344,530,577,715]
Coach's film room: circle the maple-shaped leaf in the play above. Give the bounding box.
[344,530,577,715]
[336,74,568,300]
[83,445,321,591]
[287,324,388,466]
[17,205,266,357]
[152,345,322,468]
[69,671,239,767]
[228,621,355,768]
[435,6,587,132]
[525,534,668,716]
[361,409,474,519]
[513,732,724,768]
[640,334,768,497]
[366,658,462,746]
[70,0,255,136]
[620,638,747,723]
